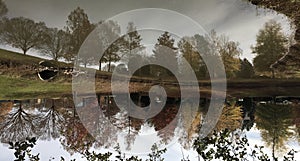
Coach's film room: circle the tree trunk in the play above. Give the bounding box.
[272,137,276,160]
[108,61,111,72]
[99,62,102,71]
[128,117,131,134]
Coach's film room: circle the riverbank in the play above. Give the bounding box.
[1,48,300,100]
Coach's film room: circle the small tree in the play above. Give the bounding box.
[0,0,7,17]
[237,58,255,78]
[98,20,121,72]
[0,0,7,40]
[39,28,68,61]
[252,20,288,76]
[152,32,178,77]
[122,22,143,62]
[101,43,120,72]
[0,17,48,55]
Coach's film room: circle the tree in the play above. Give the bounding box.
[98,20,121,72]
[193,34,213,78]
[214,102,242,132]
[178,102,202,150]
[60,107,95,154]
[248,1,300,77]
[152,32,178,77]
[65,7,95,62]
[121,22,145,74]
[122,22,143,61]
[0,17,48,55]
[102,63,116,72]
[78,30,99,68]
[0,0,7,17]
[102,42,120,72]
[292,106,300,143]
[202,30,241,79]
[128,54,149,76]
[0,0,7,40]
[252,20,288,75]
[37,101,65,140]
[178,36,202,78]
[39,28,68,61]
[237,58,255,78]
[217,35,242,78]
[255,104,294,159]
[0,102,39,143]
[150,103,178,144]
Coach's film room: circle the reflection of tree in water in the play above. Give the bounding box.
[0,98,122,154]
[149,103,179,144]
[102,95,144,151]
[68,97,120,152]
[214,102,242,132]
[177,101,242,150]
[37,99,65,140]
[60,106,95,155]
[255,104,293,158]
[124,117,143,150]
[92,110,119,150]
[178,102,201,150]
[110,109,143,150]
[239,97,255,131]
[291,105,300,143]
[0,102,13,123]
[0,102,39,143]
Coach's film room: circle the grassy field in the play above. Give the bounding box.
[0,49,72,99]
[0,75,71,100]
[0,48,74,70]
[0,48,43,65]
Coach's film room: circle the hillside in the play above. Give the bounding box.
[0,49,73,99]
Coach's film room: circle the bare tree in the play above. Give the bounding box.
[0,17,48,55]
[39,28,68,61]
[0,0,7,17]
[0,102,39,143]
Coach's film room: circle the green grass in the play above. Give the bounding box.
[0,75,71,100]
[0,48,72,68]
[0,48,42,65]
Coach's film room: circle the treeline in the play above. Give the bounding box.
[0,0,294,79]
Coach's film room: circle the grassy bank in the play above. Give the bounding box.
[0,48,42,65]
[0,75,71,100]
[1,48,300,99]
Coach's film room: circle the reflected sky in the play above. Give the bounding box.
[0,97,299,160]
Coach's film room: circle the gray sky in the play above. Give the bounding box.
[3,0,293,62]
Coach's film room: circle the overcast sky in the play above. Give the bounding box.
[3,0,294,62]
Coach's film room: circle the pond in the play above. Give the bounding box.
[0,95,299,160]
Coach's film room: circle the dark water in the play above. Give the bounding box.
[0,96,299,160]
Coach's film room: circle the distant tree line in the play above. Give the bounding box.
[0,0,295,78]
